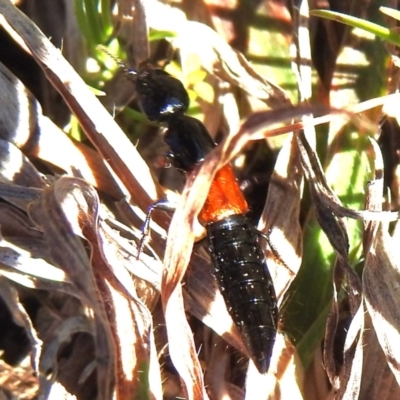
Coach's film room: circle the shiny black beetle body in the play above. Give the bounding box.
[206,215,277,373]
[130,65,278,373]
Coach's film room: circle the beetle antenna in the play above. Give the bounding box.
[97,45,137,76]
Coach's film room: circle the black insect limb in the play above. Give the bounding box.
[137,199,177,259]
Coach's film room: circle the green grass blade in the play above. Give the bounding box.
[74,0,96,46]
[310,9,400,47]
[83,0,104,44]
[100,0,113,36]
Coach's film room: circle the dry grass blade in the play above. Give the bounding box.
[295,123,366,397]
[0,138,44,191]
[0,184,41,208]
[259,133,303,299]
[161,205,207,399]
[363,139,385,249]
[363,223,400,388]
[0,202,42,238]
[0,237,68,286]
[337,304,364,400]
[359,313,400,400]
[113,0,150,68]
[0,137,45,210]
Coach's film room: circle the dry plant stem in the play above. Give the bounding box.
[250,93,400,141]
[0,0,165,223]
[363,138,385,251]
[128,0,150,67]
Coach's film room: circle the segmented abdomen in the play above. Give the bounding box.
[206,214,278,374]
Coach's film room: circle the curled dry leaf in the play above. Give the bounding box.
[322,139,398,399]
[290,128,366,398]
[38,314,92,372]
[88,219,162,398]
[323,254,363,397]
[333,298,364,399]
[27,178,115,400]
[26,177,162,400]
[0,2,166,398]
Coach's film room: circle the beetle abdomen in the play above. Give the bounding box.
[206,214,278,373]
